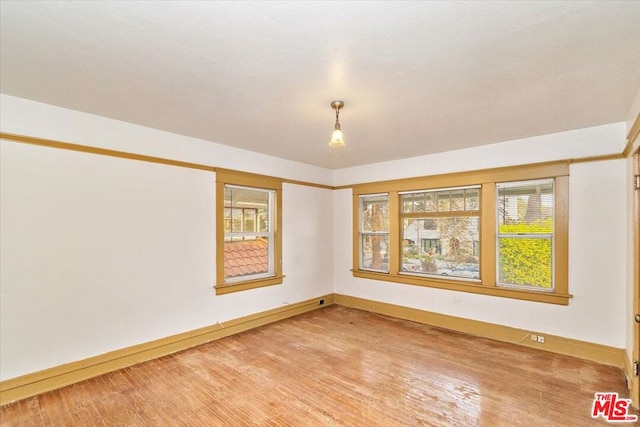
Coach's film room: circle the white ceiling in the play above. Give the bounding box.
[1,1,639,169]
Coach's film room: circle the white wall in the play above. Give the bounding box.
[0,93,631,382]
[333,126,629,348]
[0,94,333,187]
[0,96,334,380]
[627,89,640,131]
[332,123,627,187]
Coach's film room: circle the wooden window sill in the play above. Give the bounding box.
[352,270,572,305]
[215,275,285,295]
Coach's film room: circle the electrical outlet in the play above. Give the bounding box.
[537,336,545,343]
[531,334,537,341]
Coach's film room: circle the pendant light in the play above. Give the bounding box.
[329,100,345,147]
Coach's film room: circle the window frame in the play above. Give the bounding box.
[358,193,390,273]
[216,169,283,295]
[352,162,570,305]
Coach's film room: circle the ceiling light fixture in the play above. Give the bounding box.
[329,100,345,148]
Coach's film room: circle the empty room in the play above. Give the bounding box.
[1,1,640,425]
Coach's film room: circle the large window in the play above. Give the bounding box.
[400,186,480,280]
[216,169,283,295]
[352,163,570,305]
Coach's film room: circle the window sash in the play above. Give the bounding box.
[223,184,276,283]
[360,233,389,273]
[359,194,389,272]
[496,178,555,291]
[496,235,554,291]
[400,215,480,280]
[401,186,481,215]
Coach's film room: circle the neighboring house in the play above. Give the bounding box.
[402,219,441,254]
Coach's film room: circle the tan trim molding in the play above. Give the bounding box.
[333,184,353,190]
[0,131,631,191]
[334,294,626,368]
[625,113,640,157]
[0,133,333,190]
[215,275,286,295]
[282,178,333,190]
[336,156,629,191]
[570,153,624,164]
[0,132,216,172]
[350,161,570,195]
[1,293,626,406]
[0,294,334,406]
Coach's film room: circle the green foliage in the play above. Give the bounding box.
[498,220,553,289]
[499,219,553,234]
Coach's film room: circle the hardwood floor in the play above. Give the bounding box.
[1,305,637,426]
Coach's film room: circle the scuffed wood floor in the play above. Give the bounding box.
[1,305,637,426]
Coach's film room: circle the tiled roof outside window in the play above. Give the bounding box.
[224,239,269,278]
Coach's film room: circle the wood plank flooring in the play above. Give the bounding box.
[1,305,637,426]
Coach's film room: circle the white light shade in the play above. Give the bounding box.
[329,128,345,147]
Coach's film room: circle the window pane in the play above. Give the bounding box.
[402,194,413,213]
[424,193,436,212]
[498,237,552,289]
[402,216,479,279]
[224,237,270,280]
[465,188,480,211]
[223,185,275,284]
[361,195,389,232]
[225,187,271,232]
[450,189,464,211]
[257,209,269,232]
[224,187,232,207]
[244,209,256,232]
[437,191,450,211]
[232,209,242,232]
[224,208,232,232]
[361,235,389,272]
[497,179,553,234]
[413,194,425,213]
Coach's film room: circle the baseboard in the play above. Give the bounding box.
[0,294,334,406]
[334,294,626,368]
[1,292,626,406]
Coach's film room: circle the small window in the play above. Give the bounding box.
[497,179,554,290]
[216,169,283,295]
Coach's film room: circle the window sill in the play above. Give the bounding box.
[215,275,284,295]
[352,270,572,305]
